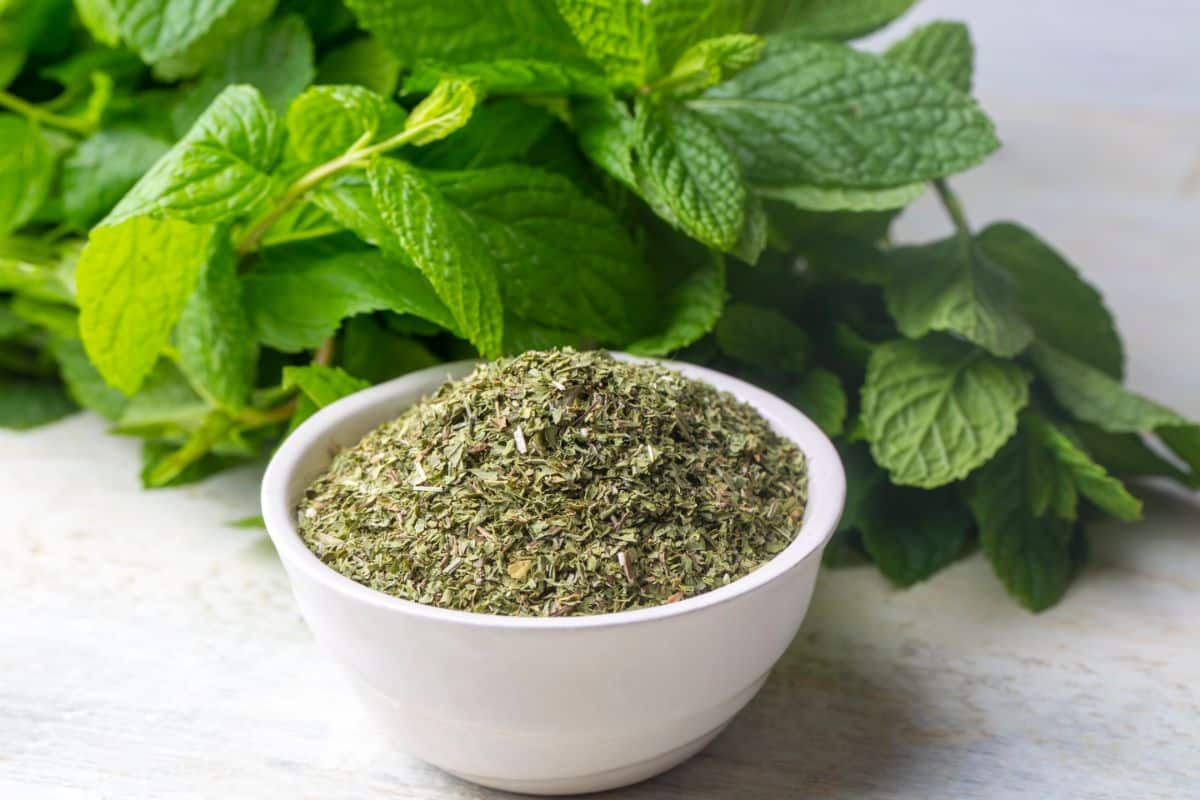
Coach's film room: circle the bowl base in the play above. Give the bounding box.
[439,722,728,796]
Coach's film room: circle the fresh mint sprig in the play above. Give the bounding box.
[0,0,1196,611]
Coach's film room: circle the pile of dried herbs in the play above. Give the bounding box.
[297,349,808,616]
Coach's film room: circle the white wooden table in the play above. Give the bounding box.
[4,4,1199,797]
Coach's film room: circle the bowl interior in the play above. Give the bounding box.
[261,355,846,629]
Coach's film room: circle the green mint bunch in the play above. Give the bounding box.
[0,0,1195,610]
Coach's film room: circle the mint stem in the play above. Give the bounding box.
[0,90,95,135]
[234,113,456,258]
[933,179,972,247]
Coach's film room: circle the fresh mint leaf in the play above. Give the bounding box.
[139,433,246,489]
[572,94,637,186]
[286,84,405,164]
[172,15,315,133]
[49,336,128,420]
[283,363,369,407]
[413,100,555,170]
[110,0,276,79]
[763,0,918,40]
[242,239,458,351]
[648,0,755,69]
[1024,421,1079,520]
[885,20,974,93]
[861,487,972,587]
[77,217,219,394]
[0,115,54,235]
[310,173,405,252]
[635,100,745,251]
[978,222,1124,379]
[627,253,726,356]
[1026,414,1142,522]
[345,0,589,66]
[715,302,809,374]
[885,236,1033,358]
[400,77,479,146]
[404,59,609,97]
[657,33,764,96]
[690,36,998,187]
[141,409,235,487]
[175,239,256,410]
[427,164,656,343]
[317,35,401,95]
[75,0,122,46]
[554,0,656,87]
[105,85,285,226]
[861,338,1030,488]
[758,181,924,212]
[0,377,77,430]
[62,127,171,228]
[730,192,767,265]
[1159,426,1200,482]
[1031,343,1187,433]
[367,159,505,357]
[967,433,1075,612]
[114,359,208,436]
[340,315,439,384]
[788,367,846,436]
[1071,423,1194,487]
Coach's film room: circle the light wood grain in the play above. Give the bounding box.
[4,3,1200,797]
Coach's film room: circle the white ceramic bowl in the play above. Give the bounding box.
[261,355,845,795]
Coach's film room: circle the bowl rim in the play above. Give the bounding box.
[261,353,846,630]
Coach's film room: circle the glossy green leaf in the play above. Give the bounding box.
[0,377,77,429]
[282,363,369,407]
[690,36,998,187]
[172,14,315,133]
[967,434,1075,612]
[788,367,846,436]
[627,253,726,356]
[401,78,478,146]
[657,33,764,95]
[861,338,1030,488]
[1031,343,1187,433]
[50,336,128,420]
[715,302,809,374]
[978,222,1124,378]
[885,237,1033,358]
[109,0,276,78]
[1026,415,1142,522]
[344,0,589,66]
[286,84,405,163]
[635,101,745,251]
[77,217,219,394]
[403,59,609,97]
[242,239,457,351]
[554,0,656,87]
[317,35,402,95]
[105,85,284,226]
[861,487,972,587]
[764,0,917,40]
[175,239,256,410]
[62,128,171,228]
[428,164,656,343]
[648,0,755,68]
[758,181,924,212]
[885,20,974,92]
[367,160,504,356]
